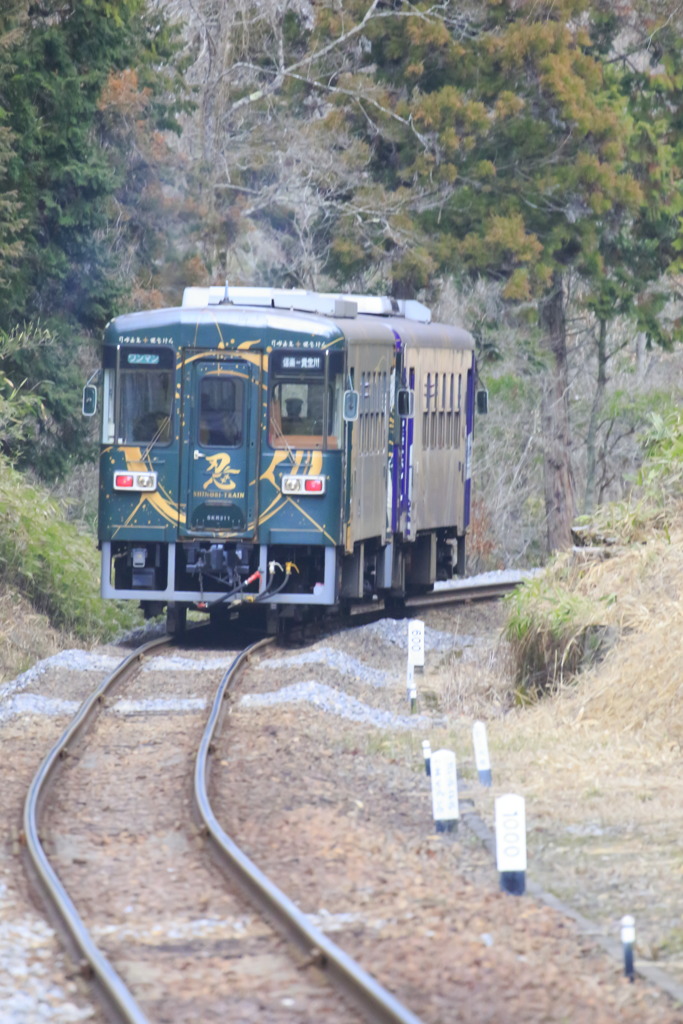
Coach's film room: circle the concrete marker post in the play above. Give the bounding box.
[472,720,492,787]
[406,661,415,699]
[430,749,459,833]
[621,915,636,982]
[407,619,425,671]
[495,794,526,895]
[422,739,431,776]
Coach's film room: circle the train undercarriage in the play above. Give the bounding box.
[104,531,466,635]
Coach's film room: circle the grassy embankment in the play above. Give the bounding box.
[0,458,142,680]
[504,407,683,707]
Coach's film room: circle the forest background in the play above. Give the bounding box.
[1,0,683,574]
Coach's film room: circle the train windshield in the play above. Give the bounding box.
[198,375,243,447]
[118,347,174,445]
[269,351,343,449]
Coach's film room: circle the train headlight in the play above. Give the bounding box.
[114,471,158,492]
[132,547,147,568]
[281,474,326,495]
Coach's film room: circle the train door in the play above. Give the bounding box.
[178,353,259,537]
[346,342,392,549]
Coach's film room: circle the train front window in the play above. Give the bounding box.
[269,351,343,449]
[118,348,174,445]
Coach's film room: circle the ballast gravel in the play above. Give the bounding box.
[240,680,434,729]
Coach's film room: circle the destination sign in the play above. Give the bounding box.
[273,352,324,372]
[127,353,160,365]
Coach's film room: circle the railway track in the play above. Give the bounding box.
[11,578,683,1024]
[22,627,427,1024]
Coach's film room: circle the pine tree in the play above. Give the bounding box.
[0,117,24,298]
[0,0,188,477]
[336,0,682,550]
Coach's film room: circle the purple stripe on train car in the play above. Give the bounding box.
[402,366,415,537]
[464,362,475,529]
[391,329,402,535]
[391,434,400,534]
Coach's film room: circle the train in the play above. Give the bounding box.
[83,285,485,633]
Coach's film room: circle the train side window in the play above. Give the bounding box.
[423,373,431,450]
[446,372,456,448]
[102,368,116,444]
[380,371,388,453]
[440,375,447,449]
[432,372,439,449]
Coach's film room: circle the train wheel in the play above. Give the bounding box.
[166,602,187,637]
[384,594,407,619]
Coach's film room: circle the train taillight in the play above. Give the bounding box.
[281,474,326,495]
[114,471,158,491]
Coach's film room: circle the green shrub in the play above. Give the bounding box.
[640,409,683,498]
[504,572,616,699]
[0,458,142,640]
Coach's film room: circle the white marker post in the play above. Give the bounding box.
[406,660,415,698]
[430,749,459,833]
[621,915,635,982]
[495,794,526,895]
[472,720,492,787]
[422,739,432,776]
[407,619,425,670]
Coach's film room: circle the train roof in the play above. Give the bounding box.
[180,287,473,349]
[181,285,432,323]
[106,286,474,351]
[107,304,342,340]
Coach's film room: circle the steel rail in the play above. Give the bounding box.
[22,632,174,1024]
[404,579,521,608]
[194,638,426,1024]
[346,574,530,619]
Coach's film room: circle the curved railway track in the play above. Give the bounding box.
[22,626,427,1024]
[12,576,683,1024]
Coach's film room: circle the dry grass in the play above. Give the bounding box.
[381,514,683,966]
[426,524,683,966]
[536,527,683,741]
[0,585,69,682]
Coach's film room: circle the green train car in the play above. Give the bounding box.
[84,286,481,631]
